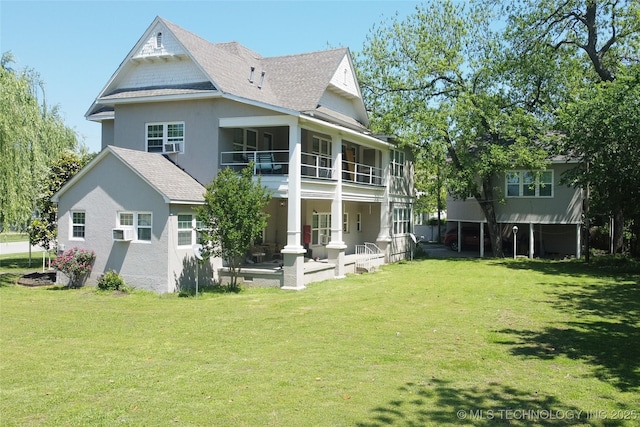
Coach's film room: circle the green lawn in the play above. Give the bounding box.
[1,255,639,426]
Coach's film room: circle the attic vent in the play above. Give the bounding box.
[249,67,255,83]
[156,32,163,48]
[344,68,347,85]
[258,71,265,89]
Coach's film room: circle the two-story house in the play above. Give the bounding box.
[52,17,414,293]
[446,156,583,258]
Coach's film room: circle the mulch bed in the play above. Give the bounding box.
[17,271,57,287]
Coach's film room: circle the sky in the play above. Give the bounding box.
[1,0,420,153]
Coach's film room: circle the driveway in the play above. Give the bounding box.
[0,241,45,255]
[418,243,484,259]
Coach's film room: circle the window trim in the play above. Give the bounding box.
[505,170,554,198]
[117,211,153,243]
[177,213,202,247]
[391,150,405,177]
[70,210,86,240]
[146,122,185,154]
[393,206,411,235]
[311,212,331,246]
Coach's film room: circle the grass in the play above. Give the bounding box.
[1,254,639,426]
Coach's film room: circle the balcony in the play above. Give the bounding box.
[220,150,385,186]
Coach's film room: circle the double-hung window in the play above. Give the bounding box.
[177,214,203,247]
[146,122,184,154]
[506,170,553,198]
[312,212,331,245]
[118,212,152,242]
[71,211,85,239]
[393,206,410,235]
[391,150,405,177]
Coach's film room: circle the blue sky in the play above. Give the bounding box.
[1,0,419,153]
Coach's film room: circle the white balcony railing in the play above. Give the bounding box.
[220,150,385,185]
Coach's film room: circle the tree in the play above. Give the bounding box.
[0,52,77,230]
[28,151,91,251]
[357,1,548,257]
[558,65,640,255]
[498,0,640,255]
[196,165,271,291]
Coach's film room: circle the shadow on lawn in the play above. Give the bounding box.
[497,282,640,392]
[494,259,640,392]
[356,379,614,426]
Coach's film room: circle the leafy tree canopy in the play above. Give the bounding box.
[196,165,271,291]
[0,52,78,230]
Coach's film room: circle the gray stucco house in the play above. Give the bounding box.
[446,158,584,258]
[52,17,414,292]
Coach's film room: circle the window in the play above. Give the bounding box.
[146,122,184,154]
[312,136,332,171]
[178,214,193,246]
[393,206,411,235]
[343,212,349,233]
[71,211,85,239]
[312,212,331,245]
[118,212,152,242]
[137,213,152,241]
[232,129,258,161]
[506,170,553,198]
[392,150,405,177]
[356,213,362,232]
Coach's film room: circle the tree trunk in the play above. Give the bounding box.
[630,215,640,258]
[474,185,504,258]
[613,209,625,254]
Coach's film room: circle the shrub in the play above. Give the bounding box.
[97,270,127,291]
[52,247,95,287]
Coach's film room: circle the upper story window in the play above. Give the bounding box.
[392,150,405,177]
[156,32,163,48]
[506,170,553,198]
[146,122,184,154]
[233,128,258,153]
[71,211,85,240]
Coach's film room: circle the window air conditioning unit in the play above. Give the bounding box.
[113,228,134,241]
[164,142,181,153]
[320,234,330,245]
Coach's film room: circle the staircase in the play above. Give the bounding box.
[355,242,384,273]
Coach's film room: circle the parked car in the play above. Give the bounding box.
[444,226,491,251]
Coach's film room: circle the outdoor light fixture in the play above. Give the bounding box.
[512,225,519,259]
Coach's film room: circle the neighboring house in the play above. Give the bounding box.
[446,158,583,258]
[53,17,414,293]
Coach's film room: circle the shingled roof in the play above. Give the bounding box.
[53,146,206,204]
[89,17,367,130]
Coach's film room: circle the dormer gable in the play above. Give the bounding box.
[132,21,188,62]
[328,54,360,99]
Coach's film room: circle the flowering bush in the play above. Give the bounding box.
[53,247,96,287]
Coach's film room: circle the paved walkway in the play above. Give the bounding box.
[419,243,482,259]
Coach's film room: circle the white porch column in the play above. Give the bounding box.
[576,223,582,259]
[457,221,462,253]
[376,150,392,261]
[327,135,347,278]
[529,223,534,259]
[479,223,485,258]
[281,122,306,290]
